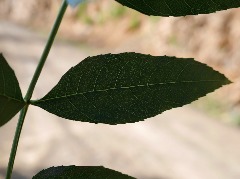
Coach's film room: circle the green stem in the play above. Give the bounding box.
[5,1,68,179]
[5,105,29,179]
[25,0,68,101]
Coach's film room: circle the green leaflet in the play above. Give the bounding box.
[115,0,240,16]
[32,53,230,125]
[0,54,25,127]
[33,166,136,179]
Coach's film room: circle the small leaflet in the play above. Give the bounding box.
[67,0,85,7]
[32,53,231,125]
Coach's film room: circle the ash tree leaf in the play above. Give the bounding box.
[0,54,25,127]
[115,0,240,16]
[33,166,136,179]
[32,52,231,125]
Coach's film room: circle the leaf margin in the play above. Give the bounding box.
[115,0,240,17]
[32,165,136,179]
[0,53,26,127]
[31,52,231,125]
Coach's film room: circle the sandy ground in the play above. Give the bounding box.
[0,21,240,179]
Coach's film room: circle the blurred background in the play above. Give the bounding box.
[0,0,240,178]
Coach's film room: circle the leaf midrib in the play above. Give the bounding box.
[34,79,224,103]
[0,94,24,103]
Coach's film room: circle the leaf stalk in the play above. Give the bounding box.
[5,1,68,178]
[24,0,68,101]
[5,105,29,179]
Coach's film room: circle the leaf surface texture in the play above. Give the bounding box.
[33,166,135,179]
[33,53,230,124]
[115,0,240,16]
[0,54,25,126]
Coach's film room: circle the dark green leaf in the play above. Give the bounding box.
[32,52,230,125]
[33,166,136,179]
[0,54,25,127]
[115,0,240,16]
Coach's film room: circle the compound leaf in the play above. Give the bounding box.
[33,166,135,179]
[115,0,240,16]
[0,54,25,127]
[32,52,230,125]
